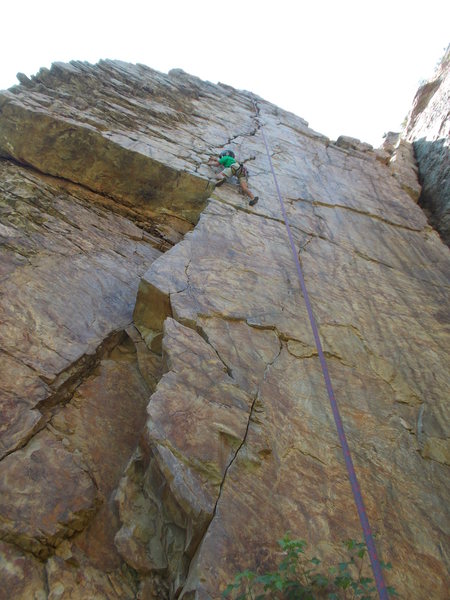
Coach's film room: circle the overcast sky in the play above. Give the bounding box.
[1,0,448,147]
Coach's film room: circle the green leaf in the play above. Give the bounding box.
[257,573,279,590]
[222,533,396,600]
[235,569,255,583]
[221,584,235,597]
[387,586,400,597]
[256,574,274,584]
[312,573,328,587]
[335,574,352,589]
[278,558,289,572]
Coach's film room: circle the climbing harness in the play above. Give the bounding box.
[252,98,389,600]
[231,163,248,180]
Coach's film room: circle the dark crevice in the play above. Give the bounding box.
[38,330,127,412]
[413,138,450,247]
[195,324,233,378]
[305,197,424,232]
[0,156,191,252]
[182,336,283,586]
[0,329,128,464]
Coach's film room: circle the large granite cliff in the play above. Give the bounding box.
[0,60,449,599]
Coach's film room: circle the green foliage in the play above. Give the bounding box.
[222,534,397,599]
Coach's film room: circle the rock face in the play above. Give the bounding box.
[404,46,450,244]
[381,131,422,202]
[0,60,449,599]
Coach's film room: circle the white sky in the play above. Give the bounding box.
[1,0,448,147]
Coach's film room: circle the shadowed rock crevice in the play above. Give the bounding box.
[414,137,450,245]
[403,46,450,245]
[1,156,192,251]
[0,329,126,462]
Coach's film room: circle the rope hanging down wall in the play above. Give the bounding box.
[251,98,389,600]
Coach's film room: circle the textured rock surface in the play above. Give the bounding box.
[0,541,46,600]
[137,193,449,599]
[0,158,161,457]
[382,132,422,201]
[404,46,450,244]
[0,60,449,599]
[0,62,213,225]
[0,430,98,558]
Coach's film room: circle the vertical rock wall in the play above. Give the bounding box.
[404,45,450,244]
[0,61,449,599]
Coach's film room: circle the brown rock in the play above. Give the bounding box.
[132,318,254,595]
[196,317,281,396]
[181,345,448,599]
[114,449,168,574]
[385,138,422,201]
[134,97,448,597]
[0,541,46,600]
[46,551,137,600]
[0,159,162,463]
[0,352,47,459]
[0,60,448,600]
[0,61,214,224]
[50,334,151,571]
[0,430,98,558]
[335,135,373,153]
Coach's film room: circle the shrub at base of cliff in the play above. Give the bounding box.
[222,534,398,599]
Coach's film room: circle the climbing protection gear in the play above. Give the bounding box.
[231,163,248,180]
[252,98,389,600]
[219,149,235,158]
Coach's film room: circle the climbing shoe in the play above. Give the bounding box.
[249,196,259,206]
[215,178,226,187]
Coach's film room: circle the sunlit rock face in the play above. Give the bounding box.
[404,46,450,245]
[0,60,449,600]
[381,131,422,202]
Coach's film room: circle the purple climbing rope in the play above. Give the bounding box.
[253,100,389,600]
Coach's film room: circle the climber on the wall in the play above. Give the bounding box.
[208,150,259,206]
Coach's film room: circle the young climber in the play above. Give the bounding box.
[208,150,259,206]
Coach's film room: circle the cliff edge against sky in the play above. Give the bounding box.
[0,60,448,599]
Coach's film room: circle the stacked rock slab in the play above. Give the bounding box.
[0,60,449,599]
